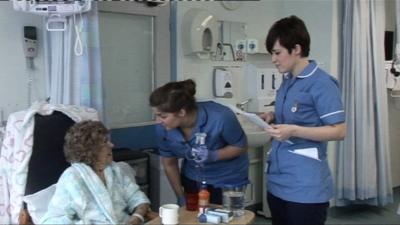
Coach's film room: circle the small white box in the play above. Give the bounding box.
[206,208,233,223]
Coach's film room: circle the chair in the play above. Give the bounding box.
[18,111,157,224]
[19,111,75,224]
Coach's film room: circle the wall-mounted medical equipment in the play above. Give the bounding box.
[182,8,219,59]
[390,44,400,77]
[233,39,260,56]
[23,26,38,60]
[23,26,38,106]
[213,68,233,98]
[245,64,282,112]
[13,0,91,17]
[13,0,91,31]
[386,44,400,99]
[390,59,400,77]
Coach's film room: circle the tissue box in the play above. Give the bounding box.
[206,208,233,223]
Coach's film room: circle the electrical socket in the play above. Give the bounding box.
[246,39,258,54]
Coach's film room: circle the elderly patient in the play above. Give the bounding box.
[41,121,151,224]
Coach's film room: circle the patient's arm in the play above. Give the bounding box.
[128,203,151,224]
[117,162,154,223]
[133,202,150,216]
[129,203,158,224]
[40,183,76,224]
[18,203,33,225]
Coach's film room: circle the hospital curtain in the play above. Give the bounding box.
[335,0,393,206]
[396,0,400,216]
[43,2,104,120]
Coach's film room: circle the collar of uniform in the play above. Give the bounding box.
[296,60,318,79]
[165,127,186,143]
[191,103,208,135]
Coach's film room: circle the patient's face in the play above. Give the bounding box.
[97,136,114,168]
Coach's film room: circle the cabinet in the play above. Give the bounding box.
[113,148,150,196]
[257,145,271,218]
[245,146,264,207]
[147,150,177,211]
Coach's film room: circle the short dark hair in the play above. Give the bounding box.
[64,120,108,168]
[265,15,310,57]
[149,79,197,113]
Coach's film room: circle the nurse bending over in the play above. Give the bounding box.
[149,79,249,206]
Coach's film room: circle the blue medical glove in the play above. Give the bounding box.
[193,150,219,164]
[185,145,197,161]
[192,146,207,163]
[177,195,186,207]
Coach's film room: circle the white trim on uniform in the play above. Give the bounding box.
[320,110,345,119]
[298,66,318,78]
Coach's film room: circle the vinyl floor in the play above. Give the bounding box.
[252,187,400,225]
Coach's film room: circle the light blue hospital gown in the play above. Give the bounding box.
[41,161,150,224]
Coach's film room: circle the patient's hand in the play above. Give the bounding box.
[128,215,143,225]
[128,203,150,224]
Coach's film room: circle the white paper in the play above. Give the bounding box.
[289,148,320,161]
[225,103,293,144]
[226,105,272,126]
[224,103,271,129]
[240,111,272,129]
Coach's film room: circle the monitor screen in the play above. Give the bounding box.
[385,31,394,61]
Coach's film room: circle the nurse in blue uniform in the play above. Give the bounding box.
[260,15,346,225]
[149,79,249,205]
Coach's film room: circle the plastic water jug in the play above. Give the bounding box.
[222,182,248,217]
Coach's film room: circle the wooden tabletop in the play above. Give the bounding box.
[146,207,255,225]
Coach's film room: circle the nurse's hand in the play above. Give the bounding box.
[259,111,275,124]
[265,124,294,141]
[177,195,186,207]
[193,150,219,164]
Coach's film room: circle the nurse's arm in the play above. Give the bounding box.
[283,122,346,142]
[216,145,247,160]
[161,157,185,199]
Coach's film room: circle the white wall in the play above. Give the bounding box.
[176,1,282,102]
[175,0,335,101]
[0,2,46,123]
[281,0,333,73]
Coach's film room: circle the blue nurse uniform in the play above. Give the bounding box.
[267,60,345,203]
[156,101,249,187]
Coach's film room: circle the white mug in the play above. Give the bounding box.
[159,204,179,225]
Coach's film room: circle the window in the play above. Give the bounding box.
[98,2,170,128]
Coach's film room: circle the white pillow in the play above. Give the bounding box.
[22,184,56,224]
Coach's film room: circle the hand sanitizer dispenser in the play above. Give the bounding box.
[213,68,233,98]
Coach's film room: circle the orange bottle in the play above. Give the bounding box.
[198,181,210,214]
